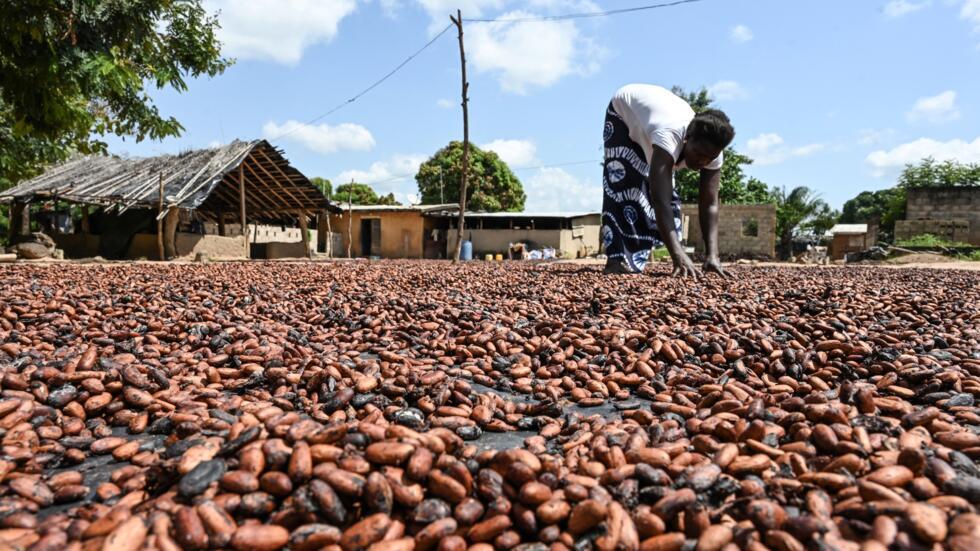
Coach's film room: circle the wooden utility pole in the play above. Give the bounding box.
[450,9,470,262]
[157,174,165,260]
[346,181,353,258]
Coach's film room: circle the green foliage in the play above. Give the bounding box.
[957,250,980,262]
[311,177,333,200]
[416,141,526,212]
[334,183,399,206]
[895,234,972,249]
[897,157,980,189]
[772,186,833,259]
[670,87,774,205]
[839,188,906,241]
[0,205,8,247]
[840,158,980,242]
[0,0,230,188]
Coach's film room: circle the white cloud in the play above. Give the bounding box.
[468,11,604,93]
[204,0,357,65]
[208,140,223,148]
[524,167,600,212]
[707,80,748,101]
[730,25,753,43]
[481,139,538,167]
[858,128,895,146]
[335,154,427,187]
[866,136,980,176]
[962,0,980,31]
[436,98,455,109]
[907,90,960,123]
[746,133,825,165]
[262,120,375,154]
[380,0,401,18]
[883,0,932,17]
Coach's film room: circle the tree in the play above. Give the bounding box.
[671,86,773,204]
[897,157,980,189]
[0,0,229,189]
[311,177,333,200]
[772,186,833,259]
[840,188,906,241]
[334,183,400,206]
[416,141,525,212]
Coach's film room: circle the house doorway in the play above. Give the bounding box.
[360,218,381,257]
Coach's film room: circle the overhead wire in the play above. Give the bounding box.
[268,22,454,143]
[462,0,706,23]
[271,0,708,186]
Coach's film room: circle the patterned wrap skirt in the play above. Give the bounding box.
[601,101,682,272]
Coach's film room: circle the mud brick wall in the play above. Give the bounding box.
[903,188,980,245]
[682,203,776,258]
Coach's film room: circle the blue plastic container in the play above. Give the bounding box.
[460,240,473,261]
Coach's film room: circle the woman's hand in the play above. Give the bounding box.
[671,251,701,279]
[703,256,731,278]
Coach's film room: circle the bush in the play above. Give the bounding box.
[895,234,972,249]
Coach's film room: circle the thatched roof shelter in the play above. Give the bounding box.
[0,139,338,223]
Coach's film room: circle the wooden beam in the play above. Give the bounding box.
[253,147,307,207]
[239,164,248,259]
[241,160,294,210]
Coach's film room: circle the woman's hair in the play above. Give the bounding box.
[688,109,735,150]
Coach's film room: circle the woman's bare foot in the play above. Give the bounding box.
[603,258,636,274]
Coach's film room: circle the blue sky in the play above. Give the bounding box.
[104,0,980,211]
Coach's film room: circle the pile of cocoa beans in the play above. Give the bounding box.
[0,261,978,551]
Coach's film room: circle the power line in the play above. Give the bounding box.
[269,23,454,143]
[463,0,706,23]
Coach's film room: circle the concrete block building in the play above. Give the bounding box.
[895,187,980,245]
[681,204,776,259]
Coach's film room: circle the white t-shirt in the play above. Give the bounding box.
[611,84,723,171]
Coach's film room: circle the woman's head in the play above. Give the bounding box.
[683,109,735,169]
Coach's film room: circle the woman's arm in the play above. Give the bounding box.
[698,168,730,277]
[649,147,699,278]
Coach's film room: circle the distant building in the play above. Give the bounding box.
[326,204,459,259]
[438,212,601,260]
[825,223,875,260]
[895,187,979,245]
[682,204,776,259]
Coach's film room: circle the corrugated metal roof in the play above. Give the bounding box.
[342,204,459,213]
[825,223,868,237]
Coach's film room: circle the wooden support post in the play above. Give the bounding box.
[326,210,333,258]
[217,209,225,236]
[298,211,311,259]
[450,9,470,263]
[163,207,180,259]
[10,200,30,241]
[239,164,249,259]
[80,206,90,234]
[157,174,165,260]
[346,183,353,259]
